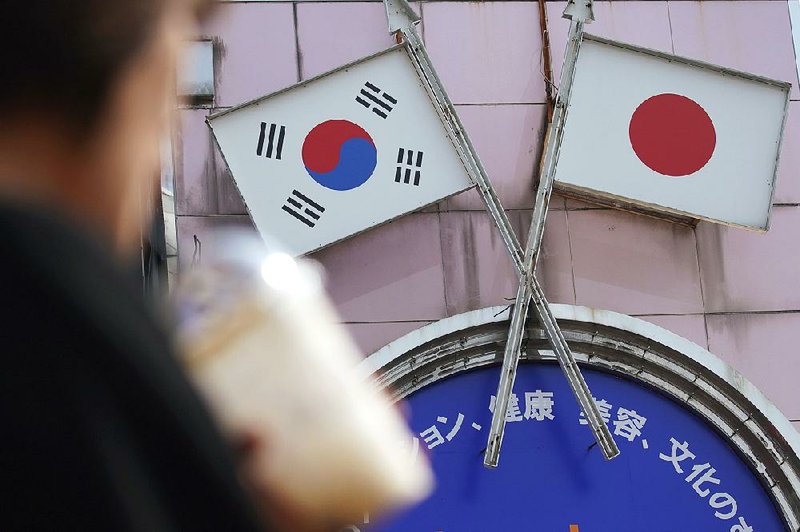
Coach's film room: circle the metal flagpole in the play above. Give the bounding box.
[484,0,619,466]
[382,0,619,466]
[384,1,525,270]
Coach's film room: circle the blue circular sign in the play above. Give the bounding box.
[371,364,783,531]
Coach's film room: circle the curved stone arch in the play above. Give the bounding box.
[358,305,800,530]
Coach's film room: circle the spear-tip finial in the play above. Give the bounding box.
[383,0,421,36]
[563,0,595,24]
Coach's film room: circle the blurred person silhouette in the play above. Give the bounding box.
[0,1,434,530]
[0,1,271,530]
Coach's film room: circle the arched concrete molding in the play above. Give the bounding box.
[357,305,800,530]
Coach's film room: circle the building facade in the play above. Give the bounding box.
[171,0,800,526]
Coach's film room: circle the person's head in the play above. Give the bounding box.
[0,0,212,256]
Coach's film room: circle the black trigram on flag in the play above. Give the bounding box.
[395,148,424,186]
[256,122,286,159]
[282,189,325,228]
[355,82,397,119]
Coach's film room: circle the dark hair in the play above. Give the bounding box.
[2,1,203,135]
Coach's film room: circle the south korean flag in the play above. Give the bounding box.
[208,45,474,255]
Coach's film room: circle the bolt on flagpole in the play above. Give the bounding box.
[484,0,620,467]
[381,0,618,466]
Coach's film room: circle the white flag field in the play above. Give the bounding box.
[208,45,473,256]
[554,35,791,231]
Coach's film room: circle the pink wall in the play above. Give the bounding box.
[175,1,800,425]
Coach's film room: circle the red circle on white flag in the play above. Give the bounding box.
[628,93,716,177]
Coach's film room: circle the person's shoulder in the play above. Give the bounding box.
[0,202,167,360]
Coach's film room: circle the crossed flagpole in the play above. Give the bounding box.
[382,0,620,465]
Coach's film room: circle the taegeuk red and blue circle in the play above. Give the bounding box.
[301,120,377,191]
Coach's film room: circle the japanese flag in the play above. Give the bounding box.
[553,35,790,231]
[208,45,473,256]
